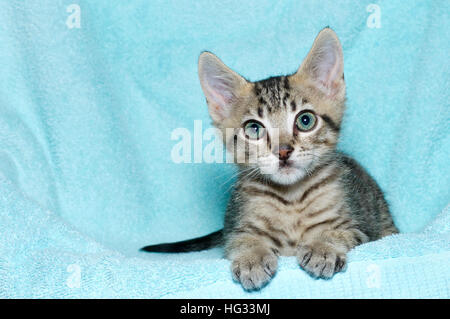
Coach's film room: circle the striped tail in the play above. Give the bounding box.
[140,230,223,253]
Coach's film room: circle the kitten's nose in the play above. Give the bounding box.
[277,144,293,160]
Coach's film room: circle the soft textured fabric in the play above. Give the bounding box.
[0,0,448,298]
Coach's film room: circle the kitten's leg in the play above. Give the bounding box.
[226,233,278,290]
[297,228,368,278]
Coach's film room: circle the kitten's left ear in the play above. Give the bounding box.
[296,28,345,98]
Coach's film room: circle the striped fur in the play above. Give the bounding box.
[224,152,397,289]
[141,28,398,291]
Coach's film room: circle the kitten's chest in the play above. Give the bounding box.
[240,177,345,256]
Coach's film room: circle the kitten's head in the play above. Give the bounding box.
[198,28,345,185]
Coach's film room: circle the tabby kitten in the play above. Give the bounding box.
[142,28,398,290]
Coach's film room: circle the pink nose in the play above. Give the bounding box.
[278,145,293,160]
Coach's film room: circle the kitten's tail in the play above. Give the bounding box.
[140,229,223,253]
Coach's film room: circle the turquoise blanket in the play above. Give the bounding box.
[0,0,449,298]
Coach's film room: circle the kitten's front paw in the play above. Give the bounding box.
[231,251,278,290]
[297,242,347,279]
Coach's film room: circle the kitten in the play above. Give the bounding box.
[141,28,398,290]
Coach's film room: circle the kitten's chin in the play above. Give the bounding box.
[268,166,307,186]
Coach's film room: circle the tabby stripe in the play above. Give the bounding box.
[321,114,340,132]
[291,100,297,112]
[282,94,288,108]
[266,133,271,149]
[332,218,353,230]
[275,78,281,106]
[287,240,297,247]
[246,224,283,248]
[283,76,290,90]
[258,106,264,118]
[299,170,339,203]
[243,186,291,205]
[255,215,288,237]
[305,204,336,218]
[297,190,328,211]
[303,217,340,234]
[259,96,267,105]
[254,85,261,96]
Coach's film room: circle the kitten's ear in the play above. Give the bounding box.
[198,52,248,122]
[296,28,345,98]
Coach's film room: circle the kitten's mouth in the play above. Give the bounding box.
[278,160,294,169]
[267,160,306,185]
[277,160,300,176]
[258,160,306,184]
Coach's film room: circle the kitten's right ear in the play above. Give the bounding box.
[198,52,248,123]
[295,28,345,99]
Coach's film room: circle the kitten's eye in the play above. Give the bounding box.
[244,120,266,140]
[296,111,317,132]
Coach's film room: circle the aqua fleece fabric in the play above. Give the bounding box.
[0,0,449,298]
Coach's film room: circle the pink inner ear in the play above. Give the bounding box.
[204,79,232,119]
[209,76,235,104]
[314,45,341,89]
[202,69,238,120]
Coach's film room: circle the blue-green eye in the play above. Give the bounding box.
[244,121,265,140]
[296,111,317,131]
